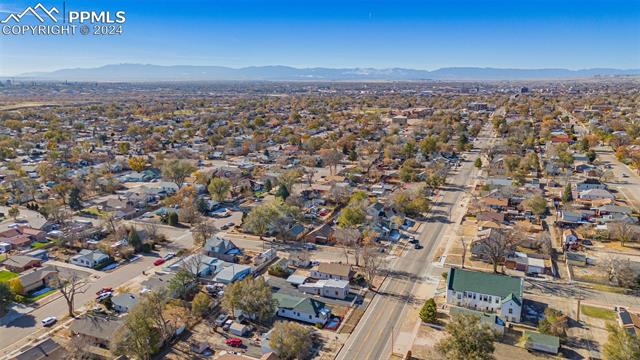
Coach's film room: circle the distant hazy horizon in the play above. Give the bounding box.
[1,0,638,76]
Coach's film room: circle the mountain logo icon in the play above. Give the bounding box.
[1,3,60,23]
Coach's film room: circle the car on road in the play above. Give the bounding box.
[224,338,243,347]
[408,237,418,244]
[163,252,176,261]
[214,313,229,326]
[622,173,629,178]
[303,243,316,250]
[41,316,57,327]
[153,258,166,266]
[96,287,113,296]
[221,222,235,230]
[414,243,423,250]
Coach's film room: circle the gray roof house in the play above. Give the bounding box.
[204,236,239,262]
[111,293,139,313]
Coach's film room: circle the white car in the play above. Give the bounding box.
[42,316,57,327]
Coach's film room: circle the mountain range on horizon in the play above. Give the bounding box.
[11,64,640,82]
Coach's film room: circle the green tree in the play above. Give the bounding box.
[523,195,547,222]
[269,321,313,360]
[337,206,366,228]
[208,177,231,201]
[7,205,19,220]
[243,205,275,239]
[167,211,179,226]
[192,291,212,317]
[168,268,197,300]
[161,159,196,189]
[112,302,161,360]
[436,314,496,360]
[538,308,568,338]
[68,187,82,210]
[419,298,437,323]
[561,183,573,204]
[222,278,276,322]
[603,323,640,360]
[0,282,12,315]
[263,179,272,192]
[275,183,290,200]
[128,229,142,252]
[475,157,483,169]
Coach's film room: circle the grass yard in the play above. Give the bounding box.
[28,288,57,302]
[581,304,616,321]
[0,270,19,282]
[31,241,51,249]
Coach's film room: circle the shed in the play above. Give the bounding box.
[523,330,560,354]
[229,322,250,337]
[286,274,308,287]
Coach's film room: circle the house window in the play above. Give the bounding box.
[495,298,499,304]
[309,315,312,319]
[457,293,462,300]
[508,308,513,314]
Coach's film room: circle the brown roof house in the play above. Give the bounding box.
[310,262,353,281]
[3,255,42,273]
[18,266,59,294]
[69,315,124,349]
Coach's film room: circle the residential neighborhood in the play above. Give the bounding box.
[0,77,639,360]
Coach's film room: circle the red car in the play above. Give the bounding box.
[153,258,166,266]
[96,287,113,296]
[224,338,243,347]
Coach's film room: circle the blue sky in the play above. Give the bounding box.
[0,0,639,75]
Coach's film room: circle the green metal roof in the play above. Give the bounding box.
[523,330,560,349]
[448,268,523,299]
[273,292,330,316]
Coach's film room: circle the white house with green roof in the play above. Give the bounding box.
[273,292,331,325]
[446,267,523,323]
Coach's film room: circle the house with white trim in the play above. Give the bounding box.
[446,267,524,323]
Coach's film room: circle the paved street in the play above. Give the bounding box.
[335,127,492,360]
[0,254,157,357]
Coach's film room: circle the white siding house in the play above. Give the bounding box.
[446,268,524,323]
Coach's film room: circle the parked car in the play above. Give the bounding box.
[222,319,233,331]
[153,258,166,266]
[582,239,593,246]
[224,338,243,347]
[303,243,317,250]
[214,314,229,326]
[163,252,176,261]
[96,292,113,302]
[96,287,113,296]
[221,222,234,230]
[41,316,57,327]
[414,243,423,250]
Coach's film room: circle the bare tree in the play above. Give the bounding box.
[599,255,637,288]
[609,222,639,247]
[362,241,385,289]
[57,270,88,317]
[474,229,520,273]
[192,217,218,246]
[65,331,95,360]
[319,149,343,176]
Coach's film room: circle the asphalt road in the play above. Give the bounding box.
[335,131,491,360]
[0,254,159,357]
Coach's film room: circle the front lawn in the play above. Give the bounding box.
[0,270,18,282]
[27,287,57,302]
[581,304,616,321]
[31,241,51,249]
